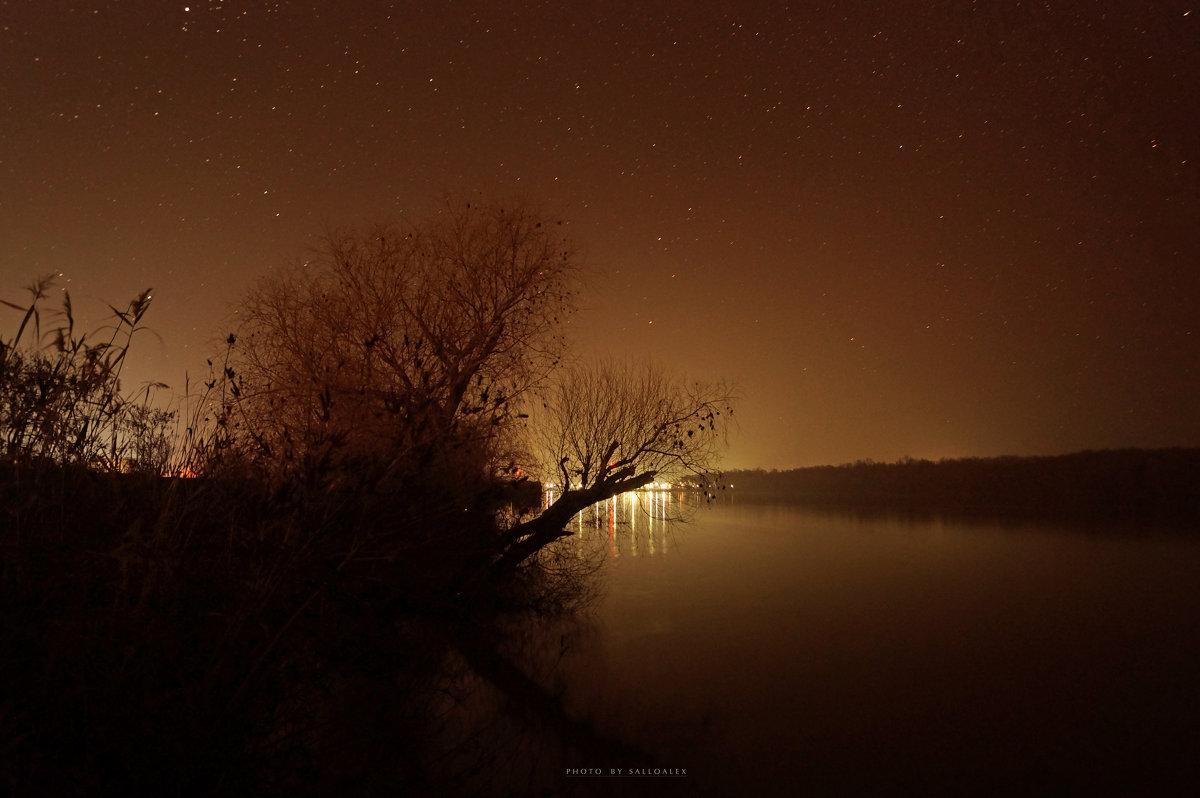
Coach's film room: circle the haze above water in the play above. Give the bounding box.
[558,495,1200,796]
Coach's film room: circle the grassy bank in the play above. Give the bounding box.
[0,255,676,794]
[1,459,604,795]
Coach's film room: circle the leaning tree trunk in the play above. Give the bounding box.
[490,468,655,575]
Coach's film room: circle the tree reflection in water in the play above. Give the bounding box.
[418,488,708,796]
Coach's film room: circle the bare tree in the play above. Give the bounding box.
[215,199,733,574]
[493,359,733,572]
[223,200,577,486]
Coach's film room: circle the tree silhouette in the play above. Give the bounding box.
[223,200,575,488]
[217,199,732,572]
[495,359,732,571]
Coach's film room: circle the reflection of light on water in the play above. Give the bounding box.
[628,492,636,558]
[609,497,616,557]
[547,487,698,559]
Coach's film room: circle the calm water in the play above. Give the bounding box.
[554,493,1200,796]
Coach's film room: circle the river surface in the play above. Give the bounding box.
[552,492,1200,796]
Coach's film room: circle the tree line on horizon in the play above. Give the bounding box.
[725,449,1200,525]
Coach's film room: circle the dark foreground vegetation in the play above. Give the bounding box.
[727,449,1200,527]
[1,203,730,795]
[1,459,629,796]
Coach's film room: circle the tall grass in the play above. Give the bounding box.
[1,276,173,472]
[1,278,608,795]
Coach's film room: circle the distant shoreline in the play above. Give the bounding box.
[722,448,1200,528]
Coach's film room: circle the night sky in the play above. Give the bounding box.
[3,1,1197,469]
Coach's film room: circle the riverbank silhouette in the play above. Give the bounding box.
[725,448,1200,527]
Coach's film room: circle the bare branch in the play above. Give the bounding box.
[529,358,734,494]
[221,199,579,486]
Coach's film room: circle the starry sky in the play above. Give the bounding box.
[2,1,1198,469]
